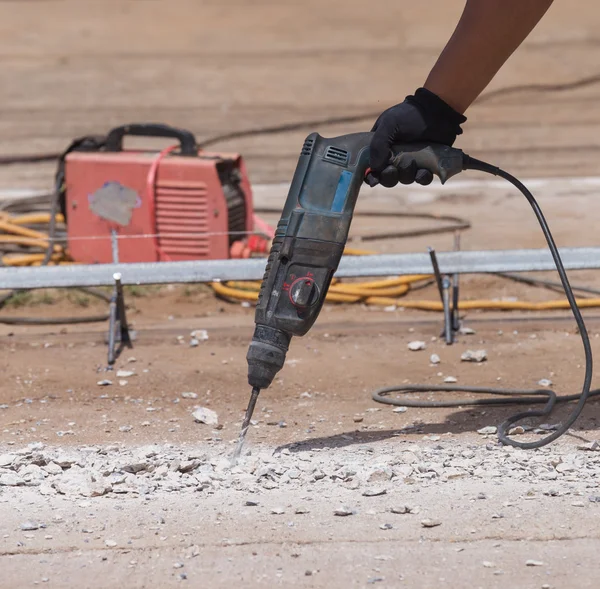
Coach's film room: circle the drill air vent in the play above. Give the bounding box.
[323,146,349,166]
[301,138,315,156]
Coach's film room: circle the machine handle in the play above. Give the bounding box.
[389,142,465,185]
[105,123,198,156]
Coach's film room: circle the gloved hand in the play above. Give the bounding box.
[365,88,467,187]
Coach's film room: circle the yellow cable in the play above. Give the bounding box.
[10,213,65,226]
[344,246,375,256]
[211,280,600,311]
[0,220,49,240]
[1,253,65,266]
[365,297,600,311]
[0,213,67,266]
[0,235,63,250]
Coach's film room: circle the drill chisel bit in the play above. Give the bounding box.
[231,386,260,464]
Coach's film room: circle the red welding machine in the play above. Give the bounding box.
[63,124,256,264]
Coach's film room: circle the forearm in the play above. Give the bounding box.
[424,0,554,113]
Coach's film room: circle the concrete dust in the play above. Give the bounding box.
[2,438,600,587]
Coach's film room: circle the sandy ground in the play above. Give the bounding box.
[3,1,600,587]
[2,0,600,187]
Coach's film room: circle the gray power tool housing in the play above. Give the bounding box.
[246,131,464,390]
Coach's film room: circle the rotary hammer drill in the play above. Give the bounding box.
[233,132,465,452]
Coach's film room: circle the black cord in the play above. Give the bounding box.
[0,314,109,325]
[373,155,595,450]
[255,206,471,240]
[195,73,600,149]
[2,72,600,166]
[494,272,600,299]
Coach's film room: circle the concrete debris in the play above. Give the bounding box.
[20,521,40,531]
[459,327,476,335]
[379,523,393,530]
[578,440,600,452]
[368,468,393,483]
[421,518,442,528]
[1,437,600,505]
[43,462,62,476]
[444,376,458,383]
[429,354,441,365]
[508,426,525,435]
[392,407,407,413]
[190,329,209,341]
[0,454,15,467]
[334,506,354,516]
[116,370,135,378]
[192,407,219,426]
[537,379,553,388]
[477,426,498,435]
[525,560,544,567]
[121,463,148,474]
[96,380,112,386]
[181,392,198,399]
[53,467,111,497]
[408,341,426,351]
[362,487,387,497]
[0,471,24,486]
[461,350,488,363]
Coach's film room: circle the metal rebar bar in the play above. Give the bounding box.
[442,276,453,344]
[111,229,120,264]
[451,232,461,332]
[115,272,132,349]
[428,247,444,301]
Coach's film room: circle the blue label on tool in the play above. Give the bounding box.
[331,170,352,213]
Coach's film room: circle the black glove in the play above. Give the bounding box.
[366,88,467,188]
